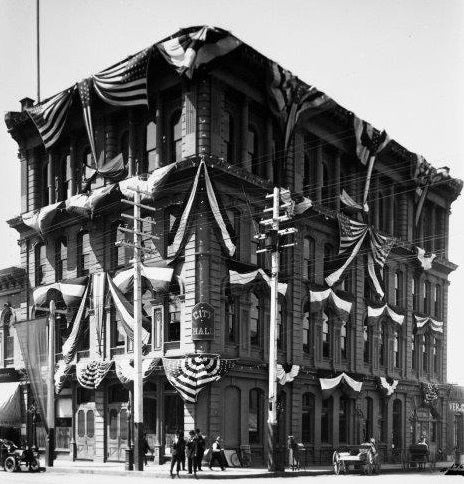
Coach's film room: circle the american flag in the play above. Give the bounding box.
[353,117,390,166]
[163,356,234,403]
[367,228,395,299]
[158,26,241,79]
[26,87,74,149]
[77,78,98,165]
[93,48,151,107]
[325,215,369,287]
[268,62,333,153]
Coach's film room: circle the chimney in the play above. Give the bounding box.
[20,97,35,111]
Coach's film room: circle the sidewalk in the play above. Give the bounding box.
[40,457,451,479]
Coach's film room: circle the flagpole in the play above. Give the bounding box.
[36,0,40,102]
[46,299,55,467]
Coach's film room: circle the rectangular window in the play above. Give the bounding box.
[250,295,260,347]
[434,285,442,319]
[395,272,403,307]
[303,237,315,281]
[322,314,330,358]
[378,400,387,442]
[412,277,420,312]
[35,244,46,286]
[77,232,90,277]
[321,398,332,444]
[341,321,348,360]
[303,313,310,354]
[363,324,370,364]
[55,238,67,282]
[146,120,158,172]
[151,305,163,350]
[167,299,181,342]
[339,397,349,444]
[226,298,238,344]
[276,302,283,350]
[424,281,431,314]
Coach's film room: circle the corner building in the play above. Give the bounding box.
[5,27,462,465]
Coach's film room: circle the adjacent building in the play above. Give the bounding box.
[4,26,463,465]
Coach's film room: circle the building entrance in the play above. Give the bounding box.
[107,385,130,462]
[76,404,95,460]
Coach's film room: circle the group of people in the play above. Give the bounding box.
[170,429,225,478]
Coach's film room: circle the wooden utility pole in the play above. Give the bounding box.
[36,0,40,102]
[45,299,55,467]
[258,187,296,472]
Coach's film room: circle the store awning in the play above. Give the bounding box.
[0,382,21,427]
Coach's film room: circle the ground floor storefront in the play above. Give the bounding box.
[24,370,462,466]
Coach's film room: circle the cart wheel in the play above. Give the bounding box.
[332,451,341,475]
[4,456,17,473]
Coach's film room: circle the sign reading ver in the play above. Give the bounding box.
[191,302,214,340]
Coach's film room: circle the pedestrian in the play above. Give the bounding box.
[186,430,198,475]
[209,436,225,471]
[143,433,149,466]
[178,432,186,471]
[195,428,206,471]
[170,431,184,478]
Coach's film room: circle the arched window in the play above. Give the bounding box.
[379,321,386,367]
[2,307,14,366]
[392,399,402,448]
[248,126,260,176]
[322,313,330,358]
[303,310,310,354]
[225,297,238,344]
[35,243,46,286]
[277,301,285,350]
[249,388,264,444]
[301,392,315,443]
[378,399,387,442]
[363,321,370,364]
[224,111,235,164]
[434,284,442,319]
[422,333,428,373]
[170,110,182,163]
[341,320,348,360]
[395,271,403,307]
[303,237,315,281]
[339,396,350,444]
[145,122,157,172]
[412,276,420,312]
[393,328,400,368]
[365,397,373,441]
[321,397,333,443]
[250,293,261,347]
[55,237,67,282]
[77,231,90,277]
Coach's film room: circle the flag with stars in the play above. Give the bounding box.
[26,87,75,150]
[157,26,241,79]
[77,78,98,167]
[163,356,234,403]
[93,48,151,107]
[353,117,390,166]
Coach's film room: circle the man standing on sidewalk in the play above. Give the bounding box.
[186,430,198,475]
[196,429,206,471]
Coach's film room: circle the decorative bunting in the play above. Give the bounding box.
[65,184,118,219]
[414,314,443,333]
[378,377,398,397]
[319,372,362,398]
[54,361,74,395]
[163,355,234,403]
[33,276,88,310]
[76,359,113,390]
[309,288,352,319]
[113,264,174,294]
[367,303,404,325]
[276,364,300,385]
[339,189,363,212]
[114,353,160,385]
[106,274,150,344]
[26,87,75,149]
[92,272,106,356]
[367,229,395,299]
[416,247,436,270]
[158,26,241,79]
[229,268,287,296]
[78,78,98,166]
[21,201,64,236]
[93,48,151,107]
[170,161,235,258]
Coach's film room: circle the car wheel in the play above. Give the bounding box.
[4,456,17,472]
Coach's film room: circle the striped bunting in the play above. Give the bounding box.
[76,359,113,390]
[414,314,443,334]
[325,214,369,287]
[367,229,395,299]
[320,372,362,398]
[158,26,241,79]
[54,361,74,394]
[229,268,287,296]
[115,353,160,385]
[113,264,174,294]
[26,87,75,149]
[21,201,64,236]
[93,48,150,107]
[61,283,89,364]
[33,276,88,309]
[106,273,150,344]
[309,288,352,319]
[367,303,404,325]
[163,356,234,403]
[268,62,333,153]
[416,247,436,271]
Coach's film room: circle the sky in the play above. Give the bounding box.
[1,0,463,383]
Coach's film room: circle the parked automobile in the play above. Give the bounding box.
[0,439,40,472]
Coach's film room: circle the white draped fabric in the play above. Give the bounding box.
[416,247,436,271]
[276,364,300,385]
[0,382,22,426]
[367,304,404,325]
[379,377,399,396]
[114,353,160,384]
[319,372,363,396]
[309,288,352,317]
[229,268,287,296]
[414,314,443,333]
